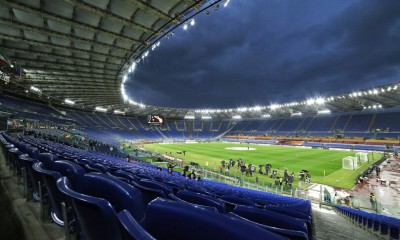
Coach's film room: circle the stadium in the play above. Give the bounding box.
[0,0,399,240]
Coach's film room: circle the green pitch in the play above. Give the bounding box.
[138,142,382,189]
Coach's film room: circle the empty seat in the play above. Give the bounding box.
[142,198,289,240]
[175,190,226,213]
[233,205,310,239]
[57,174,149,240]
[32,160,85,226]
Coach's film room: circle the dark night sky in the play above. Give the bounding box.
[125,0,400,108]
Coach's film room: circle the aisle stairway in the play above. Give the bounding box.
[313,204,380,240]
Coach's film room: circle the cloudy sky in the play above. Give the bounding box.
[125,0,400,108]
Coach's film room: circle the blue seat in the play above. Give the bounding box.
[57,174,149,240]
[233,205,310,239]
[175,190,226,213]
[19,147,40,200]
[220,194,257,212]
[38,153,59,168]
[32,160,85,226]
[111,170,140,183]
[229,212,308,240]
[139,179,174,196]
[130,180,166,206]
[142,198,289,240]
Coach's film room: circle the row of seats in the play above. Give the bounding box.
[336,205,400,239]
[1,132,313,240]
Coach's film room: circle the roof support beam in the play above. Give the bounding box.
[12,57,119,72]
[0,18,129,53]
[61,0,155,34]
[22,66,117,78]
[0,46,121,66]
[0,33,123,61]
[0,0,141,44]
[125,0,175,23]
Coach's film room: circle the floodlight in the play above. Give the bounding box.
[394,85,398,90]
[224,0,230,7]
[291,112,302,117]
[183,24,188,30]
[190,19,195,26]
[232,114,242,120]
[95,106,107,112]
[184,115,195,119]
[270,104,279,110]
[306,99,315,105]
[318,110,331,115]
[316,98,325,104]
[262,114,271,118]
[64,99,75,105]
[114,110,125,115]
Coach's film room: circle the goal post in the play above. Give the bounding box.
[356,152,369,163]
[342,156,360,170]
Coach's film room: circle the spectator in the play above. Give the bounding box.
[370,193,377,210]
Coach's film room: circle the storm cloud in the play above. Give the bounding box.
[125,0,400,108]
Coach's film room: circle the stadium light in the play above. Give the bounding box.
[262,114,271,118]
[232,114,242,120]
[190,18,195,26]
[306,99,315,105]
[64,99,75,105]
[318,109,331,115]
[114,110,125,115]
[128,62,136,73]
[269,104,279,110]
[291,112,302,117]
[30,86,42,93]
[95,106,107,112]
[202,115,212,120]
[224,0,230,7]
[183,23,188,30]
[316,97,325,104]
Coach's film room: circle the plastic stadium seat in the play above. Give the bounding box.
[220,194,257,212]
[57,174,149,240]
[141,198,289,240]
[228,212,308,240]
[233,205,310,239]
[175,190,227,213]
[33,161,85,226]
[139,179,174,196]
[117,210,156,240]
[38,153,58,168]
[130,180,166,206]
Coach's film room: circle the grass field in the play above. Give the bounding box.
[135,142,382,189]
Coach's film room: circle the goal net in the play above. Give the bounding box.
[342,156,360,170]
[356,152,369,163]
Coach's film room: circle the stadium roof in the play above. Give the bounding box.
[0,0,210,111]
[1,0,400,119]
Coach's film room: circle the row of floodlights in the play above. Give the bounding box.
[349,86,397,97]
[363,104,383,110]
